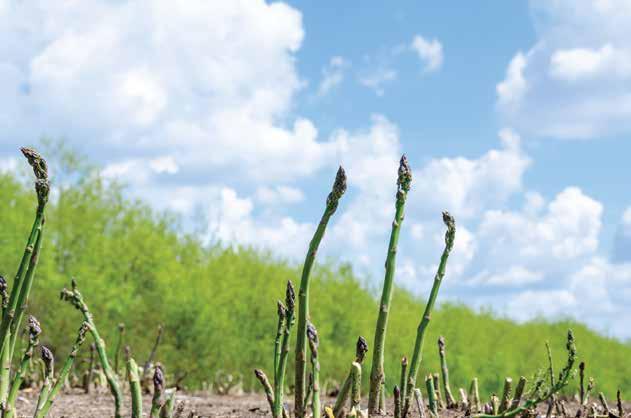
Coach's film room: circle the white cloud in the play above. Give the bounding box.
[149,156,179,174]
[410,35,443,73]
[469,266,544,287]
[498,1,631,138]
[497,52,527,110]
[358,68,397,97]
[410,129,530,218]
[256,185,304,205]
[550,44,631,81]
[317,56,350,96]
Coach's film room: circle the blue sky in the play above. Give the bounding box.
[2,1,631,338]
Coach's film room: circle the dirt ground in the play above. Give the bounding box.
[10,390,627,418]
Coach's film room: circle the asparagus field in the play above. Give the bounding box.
[1,147,631,417]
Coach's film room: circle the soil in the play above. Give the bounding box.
[10,390,627,418]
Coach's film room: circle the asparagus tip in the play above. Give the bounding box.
[356,336,368,362]
[327,166,347,208]
[28,315,42,339]
[285,280,295,313]
[41,346,54,373]
[397,154,412,193]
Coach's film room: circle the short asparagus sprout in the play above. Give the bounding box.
[402,212,456,417]
[511,377,527,409]
[60,279,123,418]
[151,364,166,418]
[127,352,142,418]
[34,322,90,418]
[333,336,369,418]
[469,377,481,413]
[413,388,426,418]
[399,357,408,408]
[433,373,444,410]
[160,389,177,418]
[394,385,402,418]
[498,378,512,414]
[437,336,456,409]
[368,156,412,415]
[295,167,346,418]
[426,375,439,418]
[307,323,320,418]
[489,394,499,415]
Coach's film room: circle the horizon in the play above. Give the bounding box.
[2,1,631,339]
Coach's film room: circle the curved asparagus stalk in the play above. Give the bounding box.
[333,336,368,417]
[4,316,41,418]
[255,369,275,414]
[127,355,143,418]
[151,365,166,418]
[472,330,577,418]
[35,322,90,418]
[368,156,412,415]
[402,212,455,417]
[307,323,320,418]
[60,280,123,418]
[295,167,346,418]
[274,281,295,418]
[438,337,456,409]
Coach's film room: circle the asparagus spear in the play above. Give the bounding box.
[295,167,346,418]
[368,156,412,415]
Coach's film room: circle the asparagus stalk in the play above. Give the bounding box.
[160,389,176,418]
[333,336,368,417]
[127,355,143,418]
[489,394,499,415]
[426,375,438,418]
[4,316,41,418]
[402,212,455,417]
[84,343,96,394]
[274,281,295,418]
[399,357,408,408]
[498,378,513,414]
[60,279,123,418]
[617,390,623,418]
[433,373,444,410]
[413,388,425,418]
[350,362,362,411]
[0,148,49,358]
[35,347,54,415]
[437,337,456,408]
[34,322,90,418]
[151,365,166,418]
[394,385,402,418]
[459,388,468,410]
[274,301,286,385]
[511,377,526,409]
[368,156,412,415]
[295,167,346,418]
[255,369,275,414]
[470,378,481,413]
[307,323,320,418]
[114,323,125,376]
[143,324,164,391]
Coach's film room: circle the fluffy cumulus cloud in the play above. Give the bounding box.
[497,0,631,139]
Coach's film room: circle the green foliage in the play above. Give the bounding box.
[1,168,630,397]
